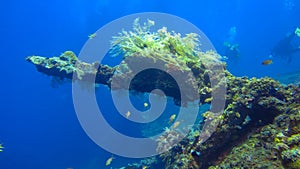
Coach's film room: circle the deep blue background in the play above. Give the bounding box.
[0,0,299,168]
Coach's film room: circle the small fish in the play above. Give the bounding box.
[169,114,176,124]
[262,59,273,65]
[295,27,300,37]
[0,144,3,152]
[88,33,97,39]
[125,111,131,119]
[190,149,201,157]
[172,121,181,129]
[105,156,115,166]
[142,166,148,169]
[144,102,149,107]
[148,19,155,26]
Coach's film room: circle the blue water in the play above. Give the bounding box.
[1,0,300,169]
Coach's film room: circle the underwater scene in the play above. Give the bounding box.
[1,0,300,169]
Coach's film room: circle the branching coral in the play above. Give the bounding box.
[110,18,223,70]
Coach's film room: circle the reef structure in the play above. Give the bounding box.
[26,51,115,85]
[26,19,300,168]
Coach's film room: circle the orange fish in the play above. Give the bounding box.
[262,59,273,65]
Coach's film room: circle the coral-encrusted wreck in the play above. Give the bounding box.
[26,19,300,168]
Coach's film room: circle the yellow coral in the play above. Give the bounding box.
[274,137,281,143]
[60,51,77,62]
[27,56,45,65]
[204,97,213,103]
